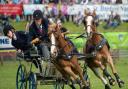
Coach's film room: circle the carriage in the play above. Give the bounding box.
[16,44,90,89]
[16,45,66,89]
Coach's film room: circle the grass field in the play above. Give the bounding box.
[0,58,128,89]
[0,20,128,89]
[11,20,128,33]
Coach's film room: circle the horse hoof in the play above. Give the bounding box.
[82,86,90,89]
[105,84,111,89]
[109,78,116,86]
[69,84,76,89]
[117,79,124,88]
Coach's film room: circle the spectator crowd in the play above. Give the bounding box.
[0,0,127,35]
[0,0,127,4]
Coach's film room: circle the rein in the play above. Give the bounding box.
[58,39,74,57]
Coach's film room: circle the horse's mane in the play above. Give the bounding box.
[49,25,73,54]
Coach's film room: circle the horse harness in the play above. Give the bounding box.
[87,32,110,59]
[56,40,76,60]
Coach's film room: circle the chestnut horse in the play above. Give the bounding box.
[82,11,124,89]
[48,24,89,89]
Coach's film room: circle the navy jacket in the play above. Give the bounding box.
[12,31,31,51]
[29,18,49,42]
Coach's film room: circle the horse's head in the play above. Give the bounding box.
[49,23,62,58]
[83,10,96,38]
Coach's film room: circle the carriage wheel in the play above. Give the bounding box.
[54,79,65,89]
[16,64,27,89]
[28,72,37,89]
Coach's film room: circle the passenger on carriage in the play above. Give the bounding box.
[3,25,33,54]
[29,10,50,60]
[3,25,44,69]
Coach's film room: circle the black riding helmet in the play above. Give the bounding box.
[33,10,43,20]
[3,25,15,36]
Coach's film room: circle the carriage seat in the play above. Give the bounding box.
[16,46,41,61]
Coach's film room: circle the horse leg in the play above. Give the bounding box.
[63,66,79,82]
[91,68,111,89]
[95,54,115,86]
[107,55,124,88]
[53,62,76,89]
[53,61,68,79]
[71,56,90,89]
[103,68,116,86]
[103,62,116,86]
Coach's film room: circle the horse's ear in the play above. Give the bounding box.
[84,9,88,16]
[92,9,96,17]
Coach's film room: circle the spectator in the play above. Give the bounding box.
[80,0,88,4]
[0,0,5,4]
[16,15,20,22]
[101,0,111,4]
[33,0,41,4]
[13,0,20,4]
[113,12,121,26]
[6,0,13,4]
[74,11,84,26]
[93,9,99,27]
[116,0,122,3]
[58,10,65,23]
[18,0,30,4]
[61,3,69,22]
[104,11,121,29]
[104,11,114,29]
[54,0,59,4]
[51,4,58,20]
[43,6,51,18]
[0,14,10,26]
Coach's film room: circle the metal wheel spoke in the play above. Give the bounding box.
[16,65,27,89]
[20,82,23,89]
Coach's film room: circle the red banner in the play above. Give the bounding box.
[0,4,22,15]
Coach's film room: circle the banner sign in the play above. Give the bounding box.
[0,4,22,15]
[0,36,14,50]
[23,4,128,20]
[68,4,128,20]
[23,4,45,15]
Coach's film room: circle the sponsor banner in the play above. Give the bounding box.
[23,4,128,20]
[23,4,45,15]
[68,4,128,20]
[0,4,22,15]
[0,36,14,50]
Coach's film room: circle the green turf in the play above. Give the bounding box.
[1,20,127,89]
[0,58,128,89]
[10,21,128,33]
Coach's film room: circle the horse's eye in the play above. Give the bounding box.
[92,21,95,25]
[83,20,86,26]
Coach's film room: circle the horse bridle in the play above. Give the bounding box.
[51,31,74,59]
